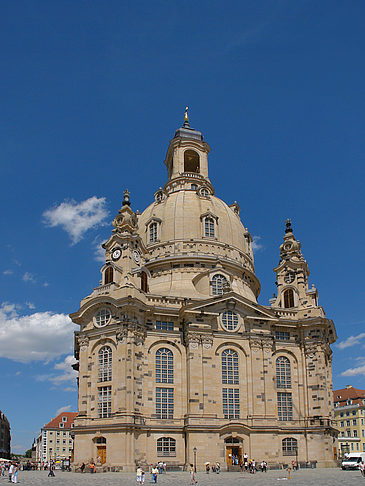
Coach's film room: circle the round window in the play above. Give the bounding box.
[221,311,239,331]
[94,308,111,327]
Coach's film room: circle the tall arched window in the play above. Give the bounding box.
[99,346,112,382]
[141,271,148,292]
[104,266,113,285]
[212,274,228,295]
[149,222,158,243]
[282,438,297,456]
[222,349,239,384]
[205,217,215,237]
[157,437,176,457]
[156,348,173,383]
[283,289,295,308]
[184,150,200,173]
[276,356,291,388]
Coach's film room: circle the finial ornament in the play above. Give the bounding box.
[184,106,190,127]
[285,218,292,233]
[122,189,131,206]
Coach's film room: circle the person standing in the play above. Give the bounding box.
[360,460,365,477]
[80,462,85,473]
[151,465,158,483]
[9,463,14,483]
[11,464,18,484]
[136,466,143,484]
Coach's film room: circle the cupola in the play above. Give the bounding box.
[164,108,211,190]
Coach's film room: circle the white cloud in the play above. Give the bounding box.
[0,303,76,363]
[25,302,35,310]
[3,270,13,275]
[43,196,109,244]
[22,272,36,283]
[56,404,72,416]
[63,386,77,392]
[252,235,264,253]
[43,282,50,287]
[341,365,365,377]
[93,237,106,262]
[337,333,365,350]
[37,355,78,386]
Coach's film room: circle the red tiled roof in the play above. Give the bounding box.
[44,412,77,430]
[333,386,365,406]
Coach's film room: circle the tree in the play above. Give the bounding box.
[25,449,33,458]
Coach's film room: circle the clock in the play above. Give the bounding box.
[132,250,140,263]
[284,272,295,284]
[111,248,121,261]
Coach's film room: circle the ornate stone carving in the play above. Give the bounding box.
[116,326,128,344]
[262,338,273,353]
[78,335,89,351]
[305,343,318,358]
[186,333,201,349]
[202,336,213,349]
[250,338,262,353]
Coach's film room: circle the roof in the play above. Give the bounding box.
[43,412,77,430]
[333,386,365,406]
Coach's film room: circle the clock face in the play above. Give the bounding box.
[284,272,295,284]
[112,248,121,261]
[133,250,140,263]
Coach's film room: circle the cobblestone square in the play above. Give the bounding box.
[1,468,363,486]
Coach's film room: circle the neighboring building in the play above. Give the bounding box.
[334,385,365,456]
[70,113,337,471]
[35,412,77,464]
[0,410,11,459]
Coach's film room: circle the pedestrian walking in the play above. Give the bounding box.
[48,463,55,477]
[189,464,197,484]
[360,460,365,477]
[260,460,267,472]
[80,462,85,473]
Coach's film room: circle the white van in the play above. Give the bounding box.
[341,452,365,470]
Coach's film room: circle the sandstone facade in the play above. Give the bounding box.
[70,115,337,470]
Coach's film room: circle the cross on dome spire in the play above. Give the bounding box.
[184,106,190,127]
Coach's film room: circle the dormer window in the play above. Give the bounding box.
[149,222,158,242]
[62,416,67,422]
[212,274,229,296]
[184,150,200,173]
[59,423,64,428]
[146,217,161,244]
[201,211,218,239]
[205,217,215,237]
[104,266,113,285]
[155,189,164,203]
[199,187,210,197]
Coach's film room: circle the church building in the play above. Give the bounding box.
[70,113,337,470]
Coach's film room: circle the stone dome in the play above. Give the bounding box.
[138,190,252,260]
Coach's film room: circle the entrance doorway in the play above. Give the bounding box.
[97,445,106,465]
[224,437,243,466]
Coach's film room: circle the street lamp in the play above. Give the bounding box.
[193,447,197,473]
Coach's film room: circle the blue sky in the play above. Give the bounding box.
[1,0,365,453]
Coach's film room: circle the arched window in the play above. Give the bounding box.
[149,222,158,243]
[184,150,200,173]
[104,266,113,285]
[98,346,112,382]
[283,289,295,308]
[141,271,148,292]
[157,437,176,457]
[156,348,173,383]
[282,438,297,456]
[222,349,239,384]
[212,274,228,295]
[276,356,291,388]
[205,217,215,237]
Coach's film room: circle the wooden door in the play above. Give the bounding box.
[226,446,232,465]
[97,445,106,465]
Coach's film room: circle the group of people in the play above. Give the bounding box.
[204,462,221,474]
[237,453,268,473]
[0,462,19,483]
[135,462,166,483]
